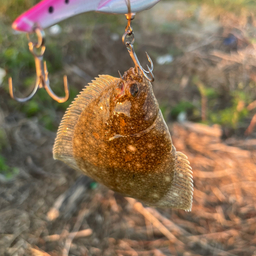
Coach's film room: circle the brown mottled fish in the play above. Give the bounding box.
[53,68,193,211]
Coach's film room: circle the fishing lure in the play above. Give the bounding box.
[12,0,160,33]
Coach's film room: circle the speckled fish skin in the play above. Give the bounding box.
[53,68,193,211]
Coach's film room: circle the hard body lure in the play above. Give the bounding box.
[53,68,193,211]
[12,0,161,33]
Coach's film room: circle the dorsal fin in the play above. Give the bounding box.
[53,75,118,170]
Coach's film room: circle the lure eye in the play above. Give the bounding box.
[130,83,139,97]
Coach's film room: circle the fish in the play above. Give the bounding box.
[53,67,193,211]
[12,0,161,33]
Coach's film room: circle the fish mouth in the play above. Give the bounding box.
[113,76,129,102]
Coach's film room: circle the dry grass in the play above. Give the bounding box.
[0,115,255,255]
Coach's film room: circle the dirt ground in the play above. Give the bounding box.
[0,2,256,256]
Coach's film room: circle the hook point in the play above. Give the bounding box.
[44,75,69,103]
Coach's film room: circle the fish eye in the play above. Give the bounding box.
[130,83,139,97]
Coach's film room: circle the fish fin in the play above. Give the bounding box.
[53,75,118,169]
[158,151,193,211]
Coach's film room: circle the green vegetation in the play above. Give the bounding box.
[171,101,195,119]
[0,129,7,151]
[0,155,19,181]
[0,0,38,22]
[0,115,18,181]
[209,91,249,128]
[193,77,251,128]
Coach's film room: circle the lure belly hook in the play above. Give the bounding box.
[9,28,69,103]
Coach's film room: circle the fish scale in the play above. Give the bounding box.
[53,67,193,211]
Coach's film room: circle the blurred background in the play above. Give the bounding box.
[0,0,256,255]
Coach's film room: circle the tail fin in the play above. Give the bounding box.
[158,151,193,211]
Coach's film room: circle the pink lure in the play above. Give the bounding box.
[12,0,160,33]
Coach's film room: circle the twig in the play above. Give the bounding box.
[115,249,156,255]
[187,236,237,256]
[211,187,226,202]
[126,198,184,245]
[118,240,139,256]
[47,176,92,221]
[181,122,222,137]
[146,208,189,235]
[108,191,120,212]
[26,156,51,178]
[47,193,66,221]
[189,229,239,239]
[195,81,207,121]
[221,181,256,191]
[193,169,234,178]
[247,100,256,111]
[245,114,256,135]
[44,229,92,242]
[153,249,166,256]
[29,248,51,256]
[62,208,90,256]
[209,144,250,157]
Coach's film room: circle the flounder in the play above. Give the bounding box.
[53,68,193,211]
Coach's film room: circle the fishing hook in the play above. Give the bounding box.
[122,4,154,82]
[9,28,69,103]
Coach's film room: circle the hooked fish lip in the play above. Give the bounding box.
[114,81,127,101]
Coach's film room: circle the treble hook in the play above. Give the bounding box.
[122,1,154,82]
[9,28,69,103]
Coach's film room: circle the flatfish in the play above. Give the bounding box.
[53,67,193,210]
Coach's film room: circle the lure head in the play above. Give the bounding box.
[108,68,159,138]
[11,0,96,32]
